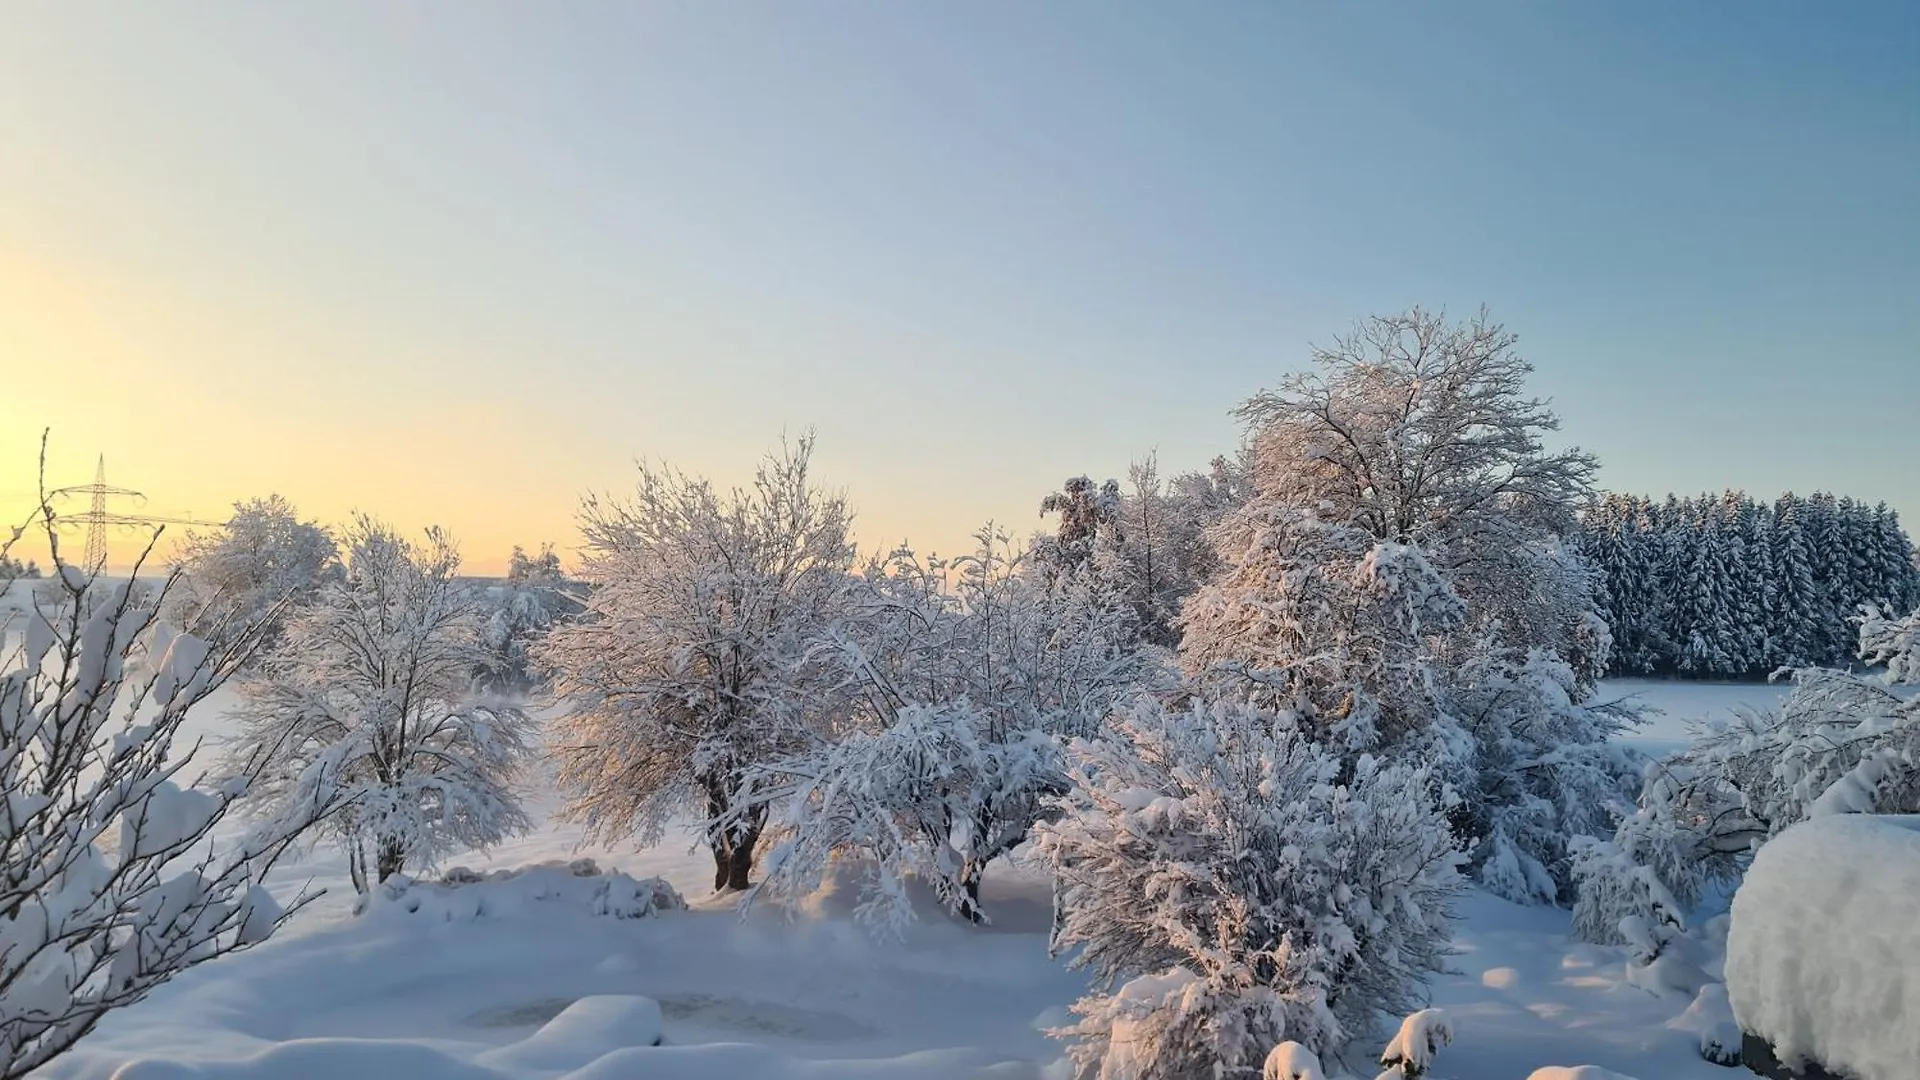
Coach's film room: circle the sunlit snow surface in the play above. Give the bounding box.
[6,576,1784,1080]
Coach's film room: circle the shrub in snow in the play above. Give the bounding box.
[742,531,1152,927]
[358,860,685,922]
[1667,982,1741,1066]
[1374,1008,1452,1079]
[1573,607,1920,948]
[161,494,342,659]
[1725,815,1920,1080]
[1439,645,1644,905]
[539,434,858,893]
[1034,697,1462,1077]
[223,517,535,893]
[0,506,327,1079]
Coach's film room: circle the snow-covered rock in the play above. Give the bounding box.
[1726,814,1920,1080]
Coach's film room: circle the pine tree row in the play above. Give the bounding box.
[1576,491,1920,678]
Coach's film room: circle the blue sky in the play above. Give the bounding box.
[3,2,1915,570]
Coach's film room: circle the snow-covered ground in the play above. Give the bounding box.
[16,606,1790,1080]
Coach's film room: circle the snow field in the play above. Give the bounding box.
[25,675,1793,1080]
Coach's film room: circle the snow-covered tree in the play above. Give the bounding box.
[741,529,1153,926]
[1439,645,1643,905]
[538,435,857,893]
[1233,307,1601,666]
[224,517,534,894]
[1035,697,1463,1076]
[0,552,39,579]
[0,493,328,1078]
[1180,502,1466,753]
[1576,491,1920,677]
[476,543,578,694]
[163,495,342,658]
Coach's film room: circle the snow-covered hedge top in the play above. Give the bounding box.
[1725,814,1920,1080]
[356,859,686,923]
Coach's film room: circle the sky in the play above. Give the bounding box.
[2,2,1916,575]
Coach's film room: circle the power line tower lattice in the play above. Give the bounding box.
[48,456,229,574]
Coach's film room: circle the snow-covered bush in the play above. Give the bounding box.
[1374,1008,1453,1079]
[1439,646,1644,905]
[1034,697,1463,1076]
[357,859,685,923]
[1573,605,1920,946]
[224,517,535,893]
[742,531,1153,926]
[161,494,341,657]
[1726,814,1920,1080]
[0,508,328,1079]
[539,434,858,893]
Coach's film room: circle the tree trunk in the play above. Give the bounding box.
[375,838,406,884]
[958,863,986,924]
[724,826,759,892]
[348,840,370,896]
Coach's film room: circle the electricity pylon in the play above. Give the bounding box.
[48,456,227,573]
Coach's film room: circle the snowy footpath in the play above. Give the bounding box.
[35,679,1775,1080]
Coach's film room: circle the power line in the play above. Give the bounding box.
[47,456,229,572]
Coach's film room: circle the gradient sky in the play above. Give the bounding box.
[3,2,1916,575]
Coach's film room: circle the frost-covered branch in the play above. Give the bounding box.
[0,454,326,1078]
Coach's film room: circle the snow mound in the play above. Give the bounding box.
[1525,1069,1642,1080]
[1261,1040,1325,1080]
[357,861,686,922]
[552,1044,1051,1079]
[1665,982,1740,1065]
[1726,815,1920,1080]
[476,995,662,1073]
[104,1038,508,1080]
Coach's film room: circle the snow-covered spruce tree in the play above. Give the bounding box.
[0,498,328,1079]
[1034,697,1462,1076]
[161,495,343,659]
[1232,307,1602,676]
[538,434,857,893]
[740,529,1154,927]
[224,516,534,894]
